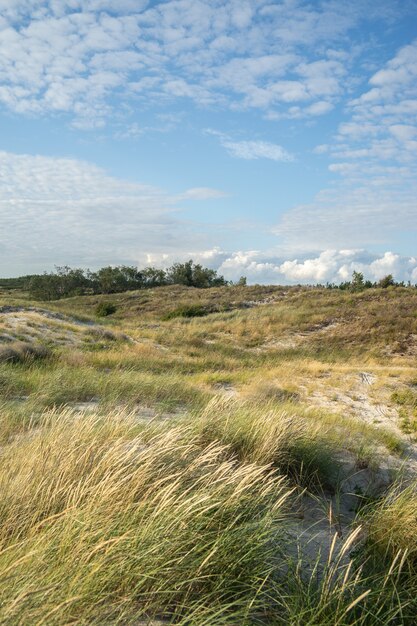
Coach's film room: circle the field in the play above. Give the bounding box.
[0,284,416,625]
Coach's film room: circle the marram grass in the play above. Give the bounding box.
[0,409,291,624]
[0,408,415,625]
[1,285,417,624]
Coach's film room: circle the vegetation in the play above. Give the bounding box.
[328,271,411,292]
[13,260,229,300]
[95,301,117,317]
[4,264,416,303]
[0,281,416,624]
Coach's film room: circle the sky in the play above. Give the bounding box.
[1,0,417,284]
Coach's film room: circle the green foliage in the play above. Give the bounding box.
[23,260,228,300]
[0,275,37,290]
[95,301,117,317]
[140,265,167,287]
[336,271,405,292]
[166,259,228,288]
[163,303,210,320]
[378,274,395,288]
[350,270,365,292]
[391,388,417,408]
[28,266,90,300]
[91,265,144,293]
[391,388,417,435]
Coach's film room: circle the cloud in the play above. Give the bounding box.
[277,39,417,250]
[207,130,294,161]
[178,187,229,200]
[2,146,415,284]
[0,150,226,274]
[221,139,294,162]
[274,181,417,250]
[145,247,417,285]
[0,0,406,126]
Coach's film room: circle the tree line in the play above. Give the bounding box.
[25,260,230,300]
[1,266,413,301]
[325,271,411,292]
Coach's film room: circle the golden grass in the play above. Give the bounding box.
[0,409,292,624]
[0,285,417,623]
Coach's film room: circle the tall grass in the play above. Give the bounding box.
[362,480,417,575]
[0,408,415,624]
[0,409,292,624]
[1,286,417,623]
[190,397,342,492]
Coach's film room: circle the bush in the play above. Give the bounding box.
[166,260,227,288]
[162,304,211,320]
[95,302,117,317]
[378,274,395,288]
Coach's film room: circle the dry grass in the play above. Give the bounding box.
[0,409,292,624]
[0,285,416,623]
[0,341,50,364]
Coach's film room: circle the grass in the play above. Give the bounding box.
[0,410,292,624]
[0,408,415,625]
[189,397,342,492]
[362,480,417,573]
[0,341,50,364]
[0,284,416,623]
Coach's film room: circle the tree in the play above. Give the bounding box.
[25,259,228,300]
[28,266,90,300]
[28,273,64,300]
[167,260,194,286]
[350,270,365,292]
[141,267,167,287]
[166,260,227,288]
[55,266,90,296]
[378,274,395,288]
[89,266,143,294]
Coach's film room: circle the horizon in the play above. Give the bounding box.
[1,0,417,284]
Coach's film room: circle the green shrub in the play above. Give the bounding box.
[95,302,117,317]
[163,304,210,320]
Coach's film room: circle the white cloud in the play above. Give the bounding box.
[0,150,225,274]
[233,249,417,285]
[222,139,294,162]
[178,187,229,200]
[274,181,417,250]
[207,130,294,162]
[4,142,412,283]
[147,248,417,285]
[0,0,404,126]
[305,100,334,115]
[276,39,417,250]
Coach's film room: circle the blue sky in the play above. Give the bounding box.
[1,0,417,283]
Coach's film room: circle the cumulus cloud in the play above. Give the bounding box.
[229,249,417,285]
[145,248,417,285]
